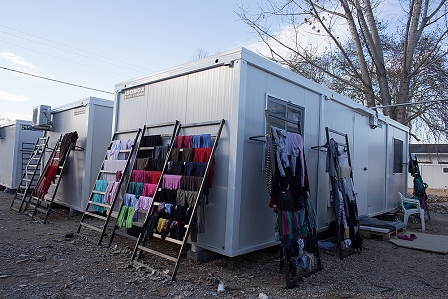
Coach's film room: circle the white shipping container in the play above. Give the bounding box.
[113,47,409,257]
[0,120,44,190]
[43,97,114,212]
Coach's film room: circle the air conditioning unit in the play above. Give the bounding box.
[32,105,52,130]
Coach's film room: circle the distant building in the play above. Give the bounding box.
[408,144,448,189]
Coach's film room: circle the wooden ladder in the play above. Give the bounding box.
[23,132,79,223]
[107,121,181,246]
[130,119,225,281]
[77,128,142,245]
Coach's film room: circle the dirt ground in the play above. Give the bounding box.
[1,188,448,299]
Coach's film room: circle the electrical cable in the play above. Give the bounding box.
[0,24,153,72]
[0,30,146,74]
[0,66,114,94]
[0,39,129,77]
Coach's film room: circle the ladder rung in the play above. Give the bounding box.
[87,201,111,208]
[79,222,103,233]
[15,192,25,196]
[83,211,107,221]
[119,149,131,153]
[34,206,48,214]
[151,233,183,245]
[137,245,177,262]
[139,146,155,151]
[10,207,20,212]
[100,170,117,174]
[92,190,106,195]
[23,178,31,181]
[27,165,37,168]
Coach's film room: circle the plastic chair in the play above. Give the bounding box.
[398,192,425,231]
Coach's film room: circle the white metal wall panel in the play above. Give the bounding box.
[46,107,87,210]
[185,67,234,124]
[366,120,388,216]
[0,121,43,189]
[318,100,355,228]
[352,113,370,216]
[85,103,114,210]
[116,64,236,255]
[407,154,448,190]
[115,90,148,132]
[0,123,18,189]
[46,98,113,211]
[386,125,409,211]
[236,64,322,253]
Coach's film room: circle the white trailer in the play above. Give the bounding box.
[113,47,409,257]
[408,144,448,190]
[43,97,113,212]
[0,120,44,190]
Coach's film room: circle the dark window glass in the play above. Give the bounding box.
[393,138,403,173]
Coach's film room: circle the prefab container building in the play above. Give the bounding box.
[408,144,448,190]
[44,97,113,212]
[0,120,44,190]
[113,47,409,257]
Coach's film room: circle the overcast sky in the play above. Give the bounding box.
[0,1,270,122]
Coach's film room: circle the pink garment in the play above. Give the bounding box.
[162,174,182,190]
[104,181,120,204]
[288,132,305,186]
[131,170,147,183]
[142,183,158,197]
[133,196,154,218]
[176,135,192,148]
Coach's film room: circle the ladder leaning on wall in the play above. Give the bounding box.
[10,136,50,213]
[23,132,80,223]
[130,119,225,281]
[77,128,141,246]
[107,121,181,246]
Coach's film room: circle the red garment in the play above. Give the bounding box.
[176,135,192,148]
[146,171,162,184]
[40,165,60,197]
[193,148,215,188]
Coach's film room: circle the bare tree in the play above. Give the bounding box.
[189,48,209,61]
[0,116,11,125]
[238,0,448,141]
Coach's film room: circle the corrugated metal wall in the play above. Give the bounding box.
[0,121,43,189]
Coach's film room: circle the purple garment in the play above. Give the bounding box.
[162,174,182,190]
[133,196,153,218]
[104,181,120,204]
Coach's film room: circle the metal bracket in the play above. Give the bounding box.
[248,134,269,143]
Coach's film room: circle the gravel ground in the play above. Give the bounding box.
[1,188,447,299]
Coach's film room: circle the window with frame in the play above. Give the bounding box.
[266,95,304,134]
[393,138,403,173]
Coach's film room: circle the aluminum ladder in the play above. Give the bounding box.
[77,128,142,246]
[10,136,50,213]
